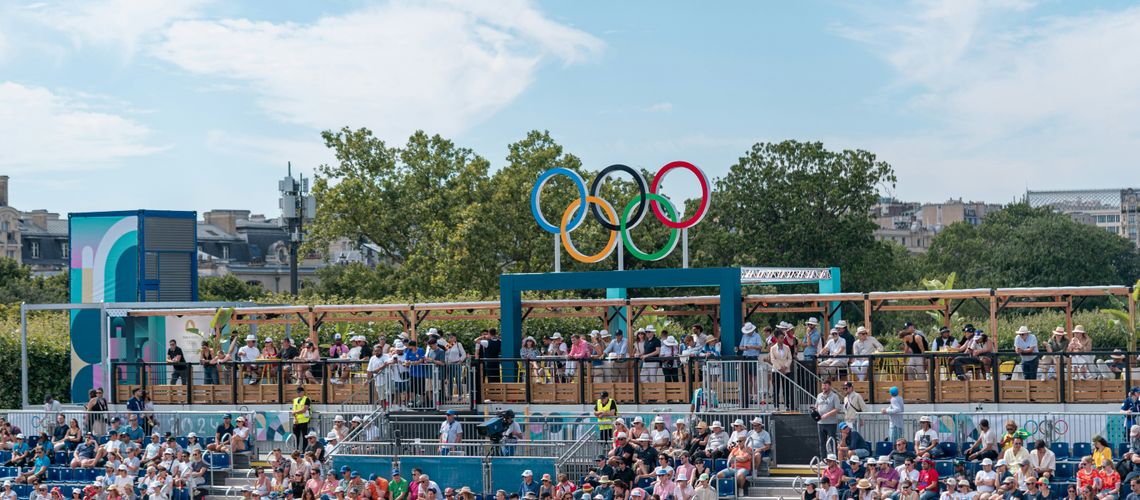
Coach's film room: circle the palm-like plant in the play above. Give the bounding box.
[1102,279,1140,350]
[186,307,235,352]
[922,272,958,325]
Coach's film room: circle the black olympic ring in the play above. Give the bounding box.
[588,164,648,232]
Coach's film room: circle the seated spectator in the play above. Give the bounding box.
[747,418,773,472]
[898,458,919,484]
[853,478,874,500]
[668,421,691,459]
[820,455,843,493]
[4,434,30,466]
[838,422,870,461]
[692,474,715,500]
[965,419,1000,461]
[718,436,753,494]
[728,420,748,445]
[1013,461,1036,491]
[818,476,839,500]
[850,327,883,382]
[915,416,943,459]
[974,459,998,497]
[1077,457,1099,492]
[15,448,50,484]
[70,432,98,468]
[951,331,993,381]
[891,439,916,466]
[1003,437,1030,469]
[875,456,900,495]
[1094,436,1114,469]
[842,456,866,490]
[1030,439,1056,479]
[236,335,262,384]
[694,422,729,460]
[819,329,848,378]
[650,468,675,500]
[1099,463,1121,500]
[917,459,939,500]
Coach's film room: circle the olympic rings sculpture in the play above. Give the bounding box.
[530,161,711,264]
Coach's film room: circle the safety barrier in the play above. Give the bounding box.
[330,455,558,496]
[850,411,1132,451]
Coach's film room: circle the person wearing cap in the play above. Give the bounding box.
[747,418,773,474]
[518,470,540,498]
[838,422,870,461]
[820,327,848,379]
[289,385,313,452]
[639,325,663,383]
[696,421,729,461]
[594,392,619,444]
[931,327,958,352]
[800,318,822,362]
[439,410,462,455]
[875,455,900,495]
[218,415,250,454]
[1012,326,1041,381]
[602,329,628,380]
[878,385,905,442]
[850,326,883,382]
[70,432,99,468]
[915,458,940,500]
[815,378,842,459]
[974,458,998,495]
[915,416,943,459]
[691,473,715,500]
[650,467,676,499]
[4,432,30,467]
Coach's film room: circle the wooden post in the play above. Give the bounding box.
[409,305,417,340]
[625,300,633,355]
[1064,296,1074,333]
[307,308,318,345]
[863,294,872,333]
[943,300,952,329]
[989,292,998,336]
[1129,288,1137,352]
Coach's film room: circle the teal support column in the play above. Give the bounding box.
[819,267,843,326]
[606,288,628,336]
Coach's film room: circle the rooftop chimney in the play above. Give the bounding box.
[0,175,8,206]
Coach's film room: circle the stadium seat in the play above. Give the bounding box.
[1051,442,1070,460]
[54,451,67,464]
[0,451,9,463]
[1072,443,1091,459]
[965,461,979,477]
[636,477,653,490]
[906,442,915,454]
[875,441,892,457]
[717,476,737,497]
[938,442,956,457]
[27,436,38,448]
[1055,463,1075,481]
[97,436,109,444]
[1118,443,1130,457]
[935,461,953,476]
[713,459,728,472]
[703,459,713,471]
[176,437,189,449]
[206,453,231,469]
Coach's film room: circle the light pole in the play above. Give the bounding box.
[278,162,316,295]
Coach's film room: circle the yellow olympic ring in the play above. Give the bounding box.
[560,196,618,263]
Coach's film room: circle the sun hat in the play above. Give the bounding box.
[857,479,872,489]
[741,322,757,334]
[826,454,837,461]
[663,336,678,346]
[836,320,848,328]
[919,416,931,423]
[245,334,257,341]
[982,458,993,466]
[806,317,819,325]
[1073,325,1086,334]
[752,417,763,426]
[644,325,656,333]
[733,419,744,427]
[1016,326,1031,335]
[711,421,723,429]
[521,470,533,477]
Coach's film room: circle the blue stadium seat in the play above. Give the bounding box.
[174,487,191,500]
[965,461,979,477]
[0,451,9,463]
[713,459,728,472]
[60,468,73,482]
[1118,443,1129,457]
[906,442,915,454]
[1072,443,1092,459]
[636,477,653,490]
[205,436,216,445]
[1050,482,1067,498]
[703,459,713,470]
[54,451,67,464]
[97,436,109,444]
[935,461,953,476]
[27,436,38,448]
[717,476,737,497]
[875,441,892,457]
[176,437,189,449]
[1051,442,1070,460]
[938,442,957,457]
[1055,463,1075,481]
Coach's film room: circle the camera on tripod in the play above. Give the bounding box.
[476,410,514,443]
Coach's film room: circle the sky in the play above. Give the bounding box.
[2,0,1140,217]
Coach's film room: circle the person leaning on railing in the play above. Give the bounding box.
[1068,325,1094,380]
[850,327,883,382]
[951,330,993,381]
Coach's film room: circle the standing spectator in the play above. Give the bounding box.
[428,339,448,403]
[1044,326,1069,380]
[737,322,762,401]
[1126,393,1140,443]
[881,387,905,443]
[594,392,618,444]
[367,345,390,403]
[1014,326,1040,380]
[568,335,592,380]
[291,386,312,452]
[850,327,883,382]
[86,388,108,436]
[639,326,662,383]
[802,318,822,365]
[769,330,793,409]
[661,336,681,383]
[167,340,188,385]
[439,411,462,456]
[476,330,503,384]
[444,333,467,401]
[404,340,429,404]
[899,327,928,380]
[815,379,842,460]
[602,332,628,382]
[842,382,867,430]
[199,341,219,385]
[1068,325,1093,380]
[42,394,63,434]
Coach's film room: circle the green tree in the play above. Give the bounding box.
[198,274,267,302]
[923,203,1140,288]
[689,140,914,291]
[0,258,68,305]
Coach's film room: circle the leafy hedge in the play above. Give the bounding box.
[0,305,71,409]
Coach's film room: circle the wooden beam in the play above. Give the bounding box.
[875,304,946,312]
[995,286,1130,298]
[744,293,865,303]
[748,306,830,314]
[868,289,992,301]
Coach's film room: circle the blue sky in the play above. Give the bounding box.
[3,0,1140,217]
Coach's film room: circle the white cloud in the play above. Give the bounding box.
[153,0,603,139]
[26,0,211,55]
[836,1,1140,201]
[0,82,163,172]
[645,102,673,113]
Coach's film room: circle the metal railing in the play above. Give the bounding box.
[852,411,1134,449]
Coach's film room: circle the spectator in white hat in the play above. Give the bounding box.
[850,326,883,381]
[820,328,848,378]
[237,335,261,384]
[660,335,681,383]
[802,318,822,362]
[639,325,663,383]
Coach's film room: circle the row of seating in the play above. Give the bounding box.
[1,482,197,500]
[0,454,230,477]
[869,440,1125,461]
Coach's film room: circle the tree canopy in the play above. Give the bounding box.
[923,203,1140,288]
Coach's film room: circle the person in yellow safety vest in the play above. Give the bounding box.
[291,386,311,452]
[594,391,618,443]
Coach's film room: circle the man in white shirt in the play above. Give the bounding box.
[746,418,772,474]
[367,346,389,401]
[237,334,261,383]
[439,411,462,455]
[651,417,672,447]
[974,458,997,494]
[1013,326,1040,381]
[850,327,883,381]
[914,416,942,458]
[143,433,163,465]
[728,420,748,445]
